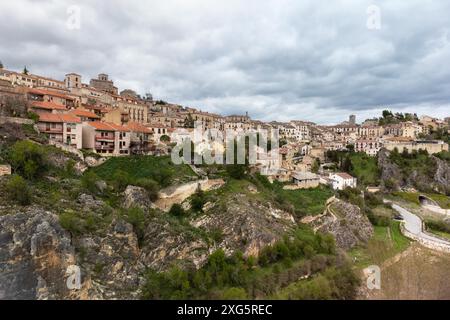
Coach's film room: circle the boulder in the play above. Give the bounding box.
[123,186,152,210]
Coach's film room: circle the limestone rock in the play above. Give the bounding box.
[123,186,152,210]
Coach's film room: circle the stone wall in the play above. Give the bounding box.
[48,140,84,160]
[0,116,34,125]
[400,223,450,253]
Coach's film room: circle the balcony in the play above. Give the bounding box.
[41,128,63,134]
[95,135,115,141]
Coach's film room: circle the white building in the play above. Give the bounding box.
[329,172,357,190]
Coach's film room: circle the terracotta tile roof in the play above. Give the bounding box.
[60,114,81,123]
[88,121,116,131]
[126,122,153,133]
[38,113,81,123]
[28,88,74,100]
[69,109,100,119]
[31,101,67,111]
[88,121,130,132]
[108,123,130,132]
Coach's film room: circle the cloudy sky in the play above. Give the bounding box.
[1,0,450,124]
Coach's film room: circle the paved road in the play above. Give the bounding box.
[391,203,450,246]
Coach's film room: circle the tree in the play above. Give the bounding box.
[23,66,29,75]
[5,174,31,205]
[184,114,195,128]
[191,188,207,212]
[0,60,4,69]
[221,287,248,300]
[112,169,130,191]
[225,164,246,179]
[169,203,185,217]
[8,140,47,179]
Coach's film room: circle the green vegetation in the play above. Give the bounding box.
[5,174,31,205]
[378,110,418,126]
[90,156,196,188]
[169,203,186,217]
[425,219,450,240]
[274,185,333,217]
[391,192,450,209]
[349,221,410,268]
[142,225,359,300]
[7,140,48,179]
[326,151,380,186]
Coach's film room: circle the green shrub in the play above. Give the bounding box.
[112,169,130,191]
[191,188,207,212]
[221,287,248,300]
[225,164,247,179]
[81,171,100,194]
[135,178,159,201]
[169,203,186,217]
[59,211,84,234]
[8,140,47,179]
[5,174,31,205]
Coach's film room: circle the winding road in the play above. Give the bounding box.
[387,201,450,252]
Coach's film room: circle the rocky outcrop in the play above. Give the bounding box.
[155,179,225,211]
[308,200,374,250]
[433,157,450,194]
[138,218,210,271]
[0,207,76,300]
[378,149,402,189]
[123,186,153,210]
[192,194,296,258]
[73,219,142,299]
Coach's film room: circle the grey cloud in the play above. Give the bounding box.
[0,0,449,123]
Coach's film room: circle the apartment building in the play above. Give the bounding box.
[68,108,101,122]
[28,88,75,109]
[126,122,154,155]
[355,139,383,156]
[37,113,82,148]
[82,121,130,156]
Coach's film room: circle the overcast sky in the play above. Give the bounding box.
[1,0,450,124]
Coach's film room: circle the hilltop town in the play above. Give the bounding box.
[1,65,450,300]
[0,66,449,190]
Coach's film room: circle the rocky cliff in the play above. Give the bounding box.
[306,200,374,250]
[378,148,450,194]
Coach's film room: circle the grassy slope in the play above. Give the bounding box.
[90,156,196,187]
[349,153,380,186]
[349,221,410,269]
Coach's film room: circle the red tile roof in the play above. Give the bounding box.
[28,88,74,100]
[38,113,81,123]
[69,109,100,119]
[88,121,129,132]
[88,121,116,131]
[126,122,153,133]
[31,101,68,111]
